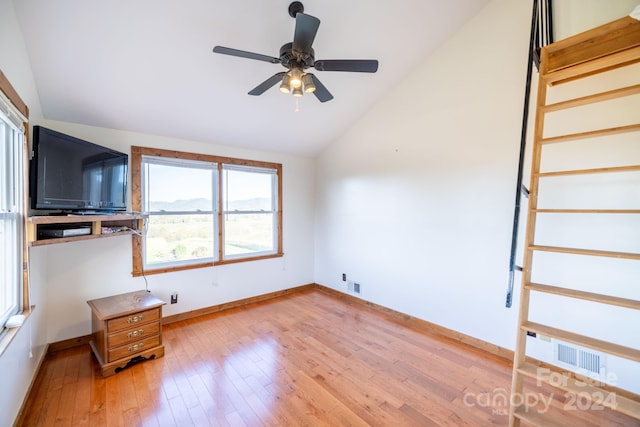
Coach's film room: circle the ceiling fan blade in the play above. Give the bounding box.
[213,46,280,64]
[314,59,379,73]
[292,13,320,55]
[248,72,287,96]
[310,75,333,103]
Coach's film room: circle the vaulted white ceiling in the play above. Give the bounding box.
[14,0,490,156]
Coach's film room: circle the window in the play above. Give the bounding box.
[222,165,278,259]
[142,156,217,269]
[0,98,25,331]
[131,147,282,275]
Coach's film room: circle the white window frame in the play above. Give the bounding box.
[0,106,24,332]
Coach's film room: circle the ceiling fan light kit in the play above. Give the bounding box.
[213,2,379,103]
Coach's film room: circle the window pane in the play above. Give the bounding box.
[145,214,214,265]
[223,168,274,211]
[145,162,214,212]
[224,212,274,257]
[0,217,13,318]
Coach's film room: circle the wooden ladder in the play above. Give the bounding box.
[509,15,640,426]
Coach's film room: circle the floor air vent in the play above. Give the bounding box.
[554,340,606,380]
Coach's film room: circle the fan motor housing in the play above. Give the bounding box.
[279,42,314,69]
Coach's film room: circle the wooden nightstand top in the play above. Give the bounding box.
[87,290,165,320]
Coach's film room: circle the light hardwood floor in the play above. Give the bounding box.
[18,289,639,426]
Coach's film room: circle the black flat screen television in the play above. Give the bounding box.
[30,126,128,213]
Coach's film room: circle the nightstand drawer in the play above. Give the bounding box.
[108,335,160,362]
[107,307,160,332]
[108,321,160,348]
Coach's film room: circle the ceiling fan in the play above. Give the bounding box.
[213,1,379,103]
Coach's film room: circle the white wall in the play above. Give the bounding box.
[554,0,640,40]
[1,0,639,424]
[32,119,316,342]
[0,0,46,424]
[1,2,315,424]
[314,0,640,394]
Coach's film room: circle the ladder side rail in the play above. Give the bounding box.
[508,41,550,427]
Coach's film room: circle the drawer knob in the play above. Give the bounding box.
[127,315,143,323]
[128,343,145,352]
[128,329,144,338]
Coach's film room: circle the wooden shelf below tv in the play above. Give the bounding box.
[27,213,145,247]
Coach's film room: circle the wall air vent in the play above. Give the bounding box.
[553,340,606,381]
[347,281,361,294]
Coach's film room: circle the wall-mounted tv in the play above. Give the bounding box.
[30,126,128,213]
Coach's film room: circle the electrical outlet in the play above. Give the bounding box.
[342,273,346,281]
[171,292,178,304]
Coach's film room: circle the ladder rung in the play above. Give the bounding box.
[517,361,640,420]
[530,245,640,260]
[540,123,640,144]
[521,322,640,362]
[542,83,640,113]
[526,282,640,310]
[534,208,640,214]
[538,164,640,178]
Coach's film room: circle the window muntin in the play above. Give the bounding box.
[133,147,282,275]
[0,114,23,330]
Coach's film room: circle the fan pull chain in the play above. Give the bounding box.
[295,98,300,112]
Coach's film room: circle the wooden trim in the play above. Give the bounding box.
[37,284,640,404]
[542,16,640,75]
[132,261,215,277]
[217,163,224,262]
[312,285,640,404]
[130,145,284,277]
[276,163,283,257]
[313,284,514,360]
[131,252,285,277]
[162,284,315,324]
[131,146,282,171]
[214,252,284,266]
[47,334,92,353]
[0,69,29,119]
